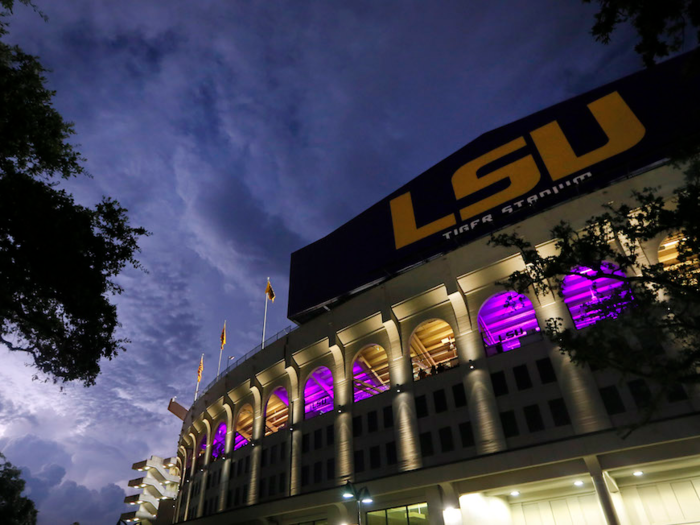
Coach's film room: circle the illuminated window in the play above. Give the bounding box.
[409,319,458,380]
[352,345,390,403]
[195,435,207,469]
[234,404,253,450]
[304,366,334,420]
[211,422,226,460]
[478,292,540,356]
[264,387,289,436]
[562,263,631,329]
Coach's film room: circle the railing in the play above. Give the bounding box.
[198,325,297,396]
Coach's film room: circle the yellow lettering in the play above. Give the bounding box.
[452,137,540,222]
[390,192,456,249]
[530,91,645,181]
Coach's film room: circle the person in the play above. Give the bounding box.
[418,368,427,380]
[431,365,437,376]
[437,362,445,374]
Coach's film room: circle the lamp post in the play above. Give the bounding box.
[342,481,372,525]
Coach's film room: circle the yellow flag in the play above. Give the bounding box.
[197,355,203,383]
[265,280,275,303]
[220,321,226,350]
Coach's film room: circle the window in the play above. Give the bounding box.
[383,405,394,428]
[599,385,626,415]
[415,395,429,418]
[410,319,457,381]
[386,441,397,465]
[327,424,335,445]
[268,475,276,496]
[459,422,474,447]
[236,459,243,476]
[513,364,533,390]
[420,432,434,457]
[265,387,290,436]
[548,398,571,426]
[327,458,335,480]
[452,383,467,407]
[278,472,286,494]
[314,428,323,450]
[270,445,277,464]
[438,426,454,452]
[536,358,557,384]
[353,415,363,437]
[211,422,227,460]
[354,450,365,472]
[491,371,508,396]
[244,455,250,474]
[370,446,381,469]
[302,433,310,453]
[280,443,286,460]
[367,503,429,525]
[523,404,545,432]
[433,389,448,413]
[500,410,519,437]
[667,384,689,402]
[627,379,652,409]
[478,291,540,356]
[259,478,266,499]
[314,461,322,484]
[261,448,268,467]
[301,466,310,487]
[353,345,390,402]
[304,366,334,419]
[368,410,378,433]
[234,487,240,506]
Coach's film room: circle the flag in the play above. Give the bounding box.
[220,321,226,350]
[265,280,275,302]
[197,355,203,383]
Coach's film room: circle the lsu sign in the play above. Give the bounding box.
[289,51,700,322]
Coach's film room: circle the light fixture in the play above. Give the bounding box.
[444,506,455,512]
[395,384,402,393]
[361,497,373,503]
[468,360,475,370]
[574,480,584,487]
[633,471,644,477]
[342,481,355,499]
[510,491,520,496]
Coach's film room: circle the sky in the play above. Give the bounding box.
[0,1,676,524]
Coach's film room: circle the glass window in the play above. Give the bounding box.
[599,385,626,415]
[314,428,323,450]
[407,503,429,525]
[433,389,448,413]
[536,358,557,384]
[313,461,322,484]
[387,505,408,525]
[370,446,381,469]
[513,364,533,390]
[302,433,310,453]
[367,510,387,525]
[383,405,394,428]
[301,466,309,487]
[278,472,286,494]
[415,395,429,418]
[459,422,474,447]
[627,379,652,409]
[548,398,571,426]
[419,432,434,457]
[438,426,454,452]
[327,458,335,480]
[478,291,540,356]
[354,450,365,472]
[386,441,397,465]
[368,410,378,433]
[327,424,335,445]
[304,366,334,419]
[410,319,458,381]
[523,404,545,432]
[500,410,519,437]
[452,383,467,407]
[491,371,508,396]
[353,415,363,437]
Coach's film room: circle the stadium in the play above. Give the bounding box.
[163,52,700,525]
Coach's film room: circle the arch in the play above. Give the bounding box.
[562,262,631,329]
[211,421,227,461]
[478,291,540,357]
[195,433,207,470]
[184,447,193,481]
[303,366,334,419]
[408,319,457,381]
[352,345,390,403]
[234,404,254,450]
[264,386,290,436]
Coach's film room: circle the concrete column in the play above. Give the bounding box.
[392,352,422,471]
[335,374,354,481]
[456,331,506,454]
[218,458,231,511]
[248,411,265,505]
[289,392,303,495]
[537,301,612,434]
[585,456,621,525]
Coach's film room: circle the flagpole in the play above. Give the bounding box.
[216,320,226,380]
[261,278,269,349]
[194,353,204,402]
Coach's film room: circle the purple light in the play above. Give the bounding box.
[233,432,248,451]
[563,263,630,329]
[304,366,334,419]
[478,292,539,357]
[264,387,290,435]
[352,350,389,403]
[211,422,226,459]
[234,404,253,451]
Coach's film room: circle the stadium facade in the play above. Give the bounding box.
[167,52,700,525]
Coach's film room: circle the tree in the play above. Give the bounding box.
[0,452,37,525]
[489,154,700,409]
[0,1,148,385]
[583,0,700,66]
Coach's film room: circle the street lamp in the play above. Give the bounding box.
[341,481,372,525]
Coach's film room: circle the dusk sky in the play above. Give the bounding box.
[0,1,674,524]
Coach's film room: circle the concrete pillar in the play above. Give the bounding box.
[426,485,446,525]
[537,300,612,434]
[585,456,621,525]
[335,372,354,481]
[456,331,506,454]
[392,351,422,471]
[289,391,304,495]
[248,410,265,505]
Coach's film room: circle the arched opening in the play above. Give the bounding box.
[478,292,540,357]
[409,319,457,380]
[234,404,253,450]
[352,345,390,403]
[211,421,226,461]
[184,448,192,481]
[264,387,290,436]
[563,263,631,329]
[304,366,334,419]
[658,232,698,268]
[195,434,207,470]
